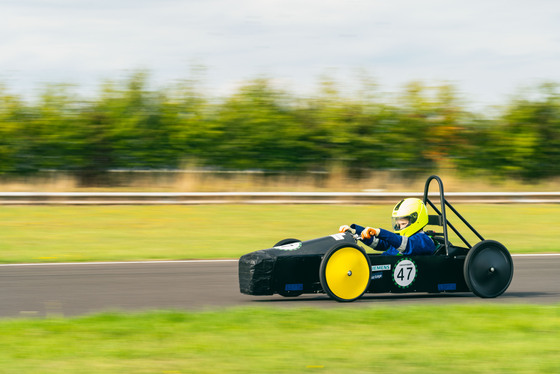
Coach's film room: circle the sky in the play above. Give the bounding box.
[1,0,559,109]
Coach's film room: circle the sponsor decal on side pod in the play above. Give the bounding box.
[371,264,391,271]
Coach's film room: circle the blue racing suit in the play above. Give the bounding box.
[350,224,435,256]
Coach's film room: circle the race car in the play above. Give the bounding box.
[238,175,514,301]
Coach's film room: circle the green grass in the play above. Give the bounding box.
[0,305,558,373]
[0,204,558,263]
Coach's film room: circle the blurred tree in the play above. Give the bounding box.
[207,79,311,171]
[395,81,473,174]
[76,72,182,185]
[164,70,217,169]
[0,86,26,174]
[32,84,86,171]
[498,83,560,179]
[295,76,396,176]
[1,74,559,185]
[391,82,439,174]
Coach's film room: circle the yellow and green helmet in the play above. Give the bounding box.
[391,198,429,237]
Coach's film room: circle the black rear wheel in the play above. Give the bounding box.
[464,240,513,298]
[274,239,303,297]
[277,289,303,297]
[274,238,300,247]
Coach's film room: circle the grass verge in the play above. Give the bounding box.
[0,305,558,373]
[0,204,558,263]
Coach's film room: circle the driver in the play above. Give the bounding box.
[339,198,435,256]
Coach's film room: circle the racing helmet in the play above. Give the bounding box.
[391,198,429,237]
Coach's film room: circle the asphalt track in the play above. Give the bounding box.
[0,255,558,318]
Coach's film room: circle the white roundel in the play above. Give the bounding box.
[274,242,302,251]
[393,259,417,288]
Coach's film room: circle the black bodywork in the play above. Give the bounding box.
[239,175,513,300]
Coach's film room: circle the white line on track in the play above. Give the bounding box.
[0,254,558,267]
[511,253,560,257]
[0,259,238,267]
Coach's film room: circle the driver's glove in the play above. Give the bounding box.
[361,227,379,239]
[339,225,356,234]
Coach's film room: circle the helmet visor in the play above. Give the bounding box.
[392,212,418,232]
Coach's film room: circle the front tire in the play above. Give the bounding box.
[320,243,371,302]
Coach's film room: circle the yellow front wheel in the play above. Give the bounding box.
[320,243,371,302]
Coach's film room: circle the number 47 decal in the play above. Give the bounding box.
[393,259,417,288]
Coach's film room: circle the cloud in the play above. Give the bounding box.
[1,0,559,108]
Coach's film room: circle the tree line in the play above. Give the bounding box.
[1,72,559,185]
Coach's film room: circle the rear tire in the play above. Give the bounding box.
[464,240,513,298]
[277,290,303,297]
[274,238,303,297]
[274,238,300,247]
